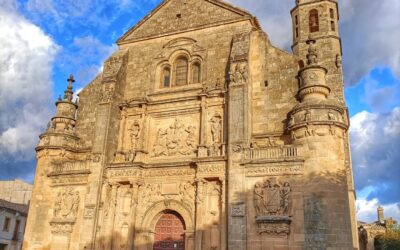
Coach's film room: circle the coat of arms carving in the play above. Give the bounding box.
[253,178,292,236]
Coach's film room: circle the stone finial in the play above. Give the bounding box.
[64,74,75,102]
[306,38,318,65]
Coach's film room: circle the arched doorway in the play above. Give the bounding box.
[153,211,185,250]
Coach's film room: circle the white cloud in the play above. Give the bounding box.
[0,3,58,162]
[340,0,400,85]
[356,198,400,223]
[350,108,400,205]
[226,0,400,86]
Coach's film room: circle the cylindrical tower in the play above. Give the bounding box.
[288,39,357,249]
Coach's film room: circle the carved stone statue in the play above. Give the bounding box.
[129,121,140,149]
[210,115,222,144]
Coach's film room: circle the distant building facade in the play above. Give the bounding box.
[0,180,32,205]
[24,0,358,249]
[358,206,398,250]
[0,199,29,250]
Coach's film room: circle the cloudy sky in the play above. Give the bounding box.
[0,0,399,223]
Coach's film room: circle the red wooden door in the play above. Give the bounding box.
[154,212,185,250]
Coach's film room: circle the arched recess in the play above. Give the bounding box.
[137,200,195,250]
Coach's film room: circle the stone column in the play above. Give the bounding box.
[226,31,251,250]
[128,181,141,249]
[117,108,127,153]
[195,179,206,250]
[198,93,208,157]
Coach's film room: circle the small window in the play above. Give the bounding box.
[330,8,335,19]
[161,67,171,88]
[331,21,335,31]
[13,220,20,240]
[175,57,188,86]
[192,62,201,84]
[3,217,10,231]
[295,27,299,38]
[295,15,298,25]
[309,9,319,33]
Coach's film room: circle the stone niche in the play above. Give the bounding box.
[253,178,292,236]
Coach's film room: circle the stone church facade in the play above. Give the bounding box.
[24,0,358,249]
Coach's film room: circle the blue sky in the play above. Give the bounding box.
[0,0,399,223]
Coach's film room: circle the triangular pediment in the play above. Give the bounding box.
[117,0,259,44]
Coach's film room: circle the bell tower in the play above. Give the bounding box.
[291,0,344,101]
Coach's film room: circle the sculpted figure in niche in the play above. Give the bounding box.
[210,115,222,144]
[129,121,140,149]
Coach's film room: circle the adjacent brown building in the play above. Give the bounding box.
[24,0,358,249]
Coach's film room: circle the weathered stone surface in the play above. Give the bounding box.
[24,0,357,249]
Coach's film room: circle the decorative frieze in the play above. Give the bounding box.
[108,168,141,178]
[198,164,225,173]
[246,164,304,177]
[143,168,195,178]
[50,175,88,186]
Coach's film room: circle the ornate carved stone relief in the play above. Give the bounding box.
[100,83,115,103]
[151,118,197,157]
[230,203,245,217]
[49,160,90,176]
[253,178,291,235]
[49,221,74,235]
[53,187,80,221]
[229,62,248,86]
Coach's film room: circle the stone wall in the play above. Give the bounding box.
[0,180,32,205]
